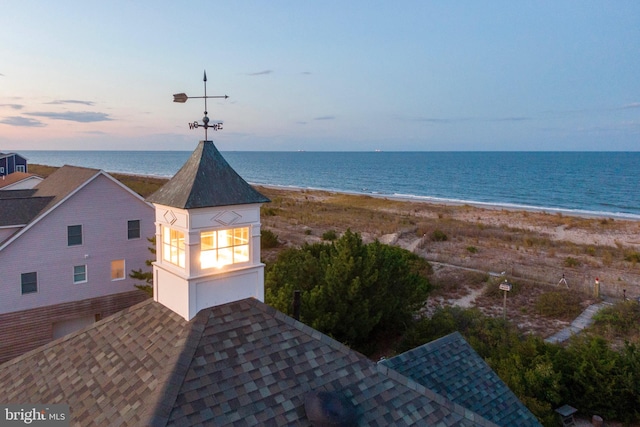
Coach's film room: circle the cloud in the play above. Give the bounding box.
[410,116,530,124]
[26,111,112,122]
[301,71,312,75]
[620,102,640,110]
[491,117,530,122]
[0,104,24,110]
[247,70,273,76]
[314,115,335,121]
[45,99,95,106]
[0,116,46,127]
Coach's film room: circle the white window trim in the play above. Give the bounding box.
[127,219,141,240]
[21,271,38,295]
[111,259,126,281]
[200,226,251,270]
[67,224,83,247]
[73,265,88,284]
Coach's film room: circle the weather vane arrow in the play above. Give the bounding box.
[173,70,229,140]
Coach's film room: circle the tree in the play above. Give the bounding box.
[265,230,431,354]
[129,236,155,297]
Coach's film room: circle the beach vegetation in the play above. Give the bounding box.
[624,251,640,264]
[564,256,580,267]
[265,230,431,355]
[399,305,640,425]
[534,290,582,320]
[321,229,338,241]
[466,246,478,254]
[111,173,166,198]
[431,229,448,242]
[129,236,155,297]
[591,300,640,340]
[260,229,280,249]
[262,206,279,216]
[483,279,522,298]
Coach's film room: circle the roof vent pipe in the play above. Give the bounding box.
[293,290,301,321]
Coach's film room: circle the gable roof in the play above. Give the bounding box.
[0,152,26,161]
[147,141,270,209]
[0,196,53,227]
[380,331,541,427]
[0,172,42,189]
[0,165,151,251]
[0,299,499,426]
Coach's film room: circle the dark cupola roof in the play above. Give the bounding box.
[147,141,270,209]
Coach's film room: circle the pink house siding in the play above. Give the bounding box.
[0,174,155,314]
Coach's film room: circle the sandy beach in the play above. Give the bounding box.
[256,185,640,336]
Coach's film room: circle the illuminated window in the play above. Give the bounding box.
[163,227,185,268]
[200,227,249,269]
[111,260,125,281]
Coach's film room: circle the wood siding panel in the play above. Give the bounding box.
[0,174,154,314]
[0,290,148,363]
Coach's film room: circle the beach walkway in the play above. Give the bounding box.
[544,301,611,344]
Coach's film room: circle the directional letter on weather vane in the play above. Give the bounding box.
[173,70,229,140]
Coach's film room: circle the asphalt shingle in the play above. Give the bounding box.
[0,299,501,426]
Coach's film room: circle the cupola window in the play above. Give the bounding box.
[200,226,249,269]
[162,227,185,268]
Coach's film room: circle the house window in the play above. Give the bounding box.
[0,167,4,174]
[128,220,141,240]
[16,165,25,172]
[162,227,185,268]
[21,272,38,294]
[73,265,87,284]
[67,225,83,246]
[200,227,250,269]
[111,260,125,281]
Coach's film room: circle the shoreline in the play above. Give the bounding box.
[253,183,640,222]
[35,164,640,221]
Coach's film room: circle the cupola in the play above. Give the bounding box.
[147,140,270,320]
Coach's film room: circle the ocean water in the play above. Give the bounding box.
[21,150,640,219]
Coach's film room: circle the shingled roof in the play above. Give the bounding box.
[380,331,541,427]
[147,141,270,209]
[0,299,500,426]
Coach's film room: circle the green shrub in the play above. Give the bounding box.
[534,290,582,320]
[261,229,280,249]
[431,229,448,242]
[564,256,580,267]
[262,207,279,216]
[322,230,338,241]
[624,251,640,263]
[592,300,640,337]
[466,246,478,254]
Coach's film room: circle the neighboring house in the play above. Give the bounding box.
[0,143,540,426]
[0,171,43,190]
[0,151,28,176]
[0,165,154,363]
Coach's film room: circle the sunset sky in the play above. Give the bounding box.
[1,1,639,151]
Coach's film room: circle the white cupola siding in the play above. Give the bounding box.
[147,141,270,320]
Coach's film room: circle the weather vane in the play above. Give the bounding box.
[173,70,229,140]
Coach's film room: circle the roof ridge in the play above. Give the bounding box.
[146,308,209,425]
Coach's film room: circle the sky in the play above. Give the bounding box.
[1,1,639,152]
